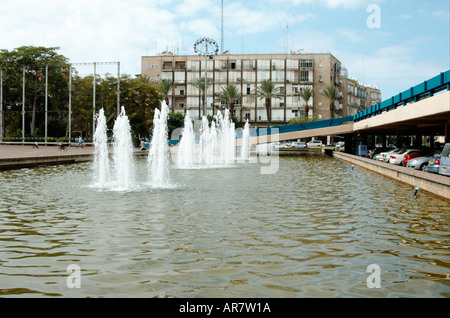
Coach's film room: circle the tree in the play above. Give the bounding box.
[0,46,69,137]
[160,78,173,111]
[298,86,314,117]
[191,76,212,118]
[320,85,339,119]
[120,75,161,138]
[214,84,241,118]
[255,79,283,127]
[167,112,184,137]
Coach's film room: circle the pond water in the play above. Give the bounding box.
[0,156,449,297]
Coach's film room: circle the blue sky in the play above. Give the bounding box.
[1,0,449,99]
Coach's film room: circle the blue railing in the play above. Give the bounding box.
[353,70,450,122]
[255,116,353,137]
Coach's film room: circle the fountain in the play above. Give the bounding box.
[176,109,238,169]
[176,112,195,168]
[240,120,250,160]
[92,107,136,191]
[112,106,135,190]
[148,101,172,188]
[92,108,110,188]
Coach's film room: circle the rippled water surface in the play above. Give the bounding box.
[0,156,449,297]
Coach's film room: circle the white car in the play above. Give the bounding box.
[388,148,420,165]
[307,140,323,147]
[377,148,403,162]
[290,142,306,148]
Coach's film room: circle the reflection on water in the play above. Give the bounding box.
[0,156,449,297]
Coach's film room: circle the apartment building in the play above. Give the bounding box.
[340,68,382,117]
[141,51,381,127]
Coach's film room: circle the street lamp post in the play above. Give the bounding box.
[193,38,219,117]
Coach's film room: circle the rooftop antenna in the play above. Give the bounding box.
[286,19,289,55]
[221,0,224,53]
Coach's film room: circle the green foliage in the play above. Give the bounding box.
[214,84,241,111]
[320,85,339,103]
[288,114,319,124]
[0,46,70,137]
[298,86,314,113]
[1,46,163,140]
[255,79,283,126]
[167,112,184,136]
[190,76,213,94]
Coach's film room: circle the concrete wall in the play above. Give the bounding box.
[333,151,450,200]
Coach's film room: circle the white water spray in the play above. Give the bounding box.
[92,108,110,187]
[177,112,195,168]
[240,120,250,160]
[176,109,238,168]
[113,106,135,190]
[148,101,172,187]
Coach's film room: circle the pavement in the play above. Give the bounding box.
[0,144,96,159]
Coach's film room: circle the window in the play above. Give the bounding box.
[257,60,271,70]
[257,71,270,81]
[300,70,310,82]
[180,90,185,96]
[229,61,236,69]
[300,59,313,68]
[272,71,285,82]
[242,60,255,70]
[179,102,184,108]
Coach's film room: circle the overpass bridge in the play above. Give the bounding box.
[247,70,450,152]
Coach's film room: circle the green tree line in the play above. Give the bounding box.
[0,46,165,141]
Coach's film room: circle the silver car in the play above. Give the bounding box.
[407,150,441,171]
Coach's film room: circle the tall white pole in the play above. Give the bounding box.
[69,65,72,143]
[205,42,208,117]
[22,66,26,143]
[117,62,120,116]
[93,62,96,138]
[0,69,3,142]
[45,64,48,145]
[221,0,224,54]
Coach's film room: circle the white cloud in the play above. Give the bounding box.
[337,44,444,98]
[274,0,380,9]
[174,0,214,17]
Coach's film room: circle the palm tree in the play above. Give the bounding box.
[255,79,283,127]
[214,84,241,118]
[298,86,314,118]
[191,76,212,118]
[160,79,173,111]
[320,85,339,119]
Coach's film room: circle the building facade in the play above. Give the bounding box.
[141,52,381,127]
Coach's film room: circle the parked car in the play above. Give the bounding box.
[369,147,393,159]
[439,143,450,176]
[389,148,420,165]
[307,140,323,147]
[402,148,436,166]
[290,141,306,148]
[426,156,441,174]
[272,142,288,149]
[406,150,440,171]
[335,141,345,151]
[377,148,404,162]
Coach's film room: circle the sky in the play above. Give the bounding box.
[0,0,449,99]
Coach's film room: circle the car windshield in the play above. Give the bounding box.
[442,144,450,157]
